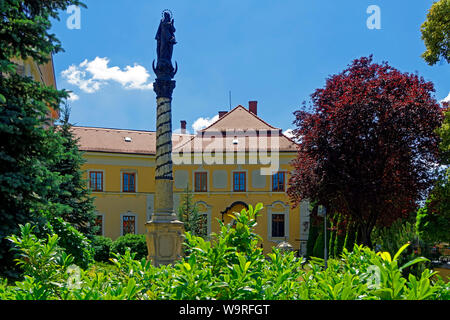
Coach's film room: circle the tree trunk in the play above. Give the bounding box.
[358,224,373,248]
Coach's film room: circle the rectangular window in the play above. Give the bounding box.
[233,172,246,192]
[94,215,103,236]
[195,172,208,192]
[272,214,285,238]
[89,171,103,191]
[272,172,286,192]
[122,215,136,235]
[123,172,136,192]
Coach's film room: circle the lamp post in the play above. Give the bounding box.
[319,205,328,269]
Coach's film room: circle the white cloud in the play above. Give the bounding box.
[441,92,450,105]
[61,57,153,93]
[62,65,102,93]
[192,115,220,132]
[67,92,79,102]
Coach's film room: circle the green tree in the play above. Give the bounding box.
[312,230,325,259]
[49,103,97,236]
[177,187,207,238]
[306,223,319,258]
[421,0,450,65]
[0,0,86,278]
[333,215,345,258]
[416,110,450,243]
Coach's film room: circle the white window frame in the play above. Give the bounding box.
[267,201,289,241]
[87,169,105,192]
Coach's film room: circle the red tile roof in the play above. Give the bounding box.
[71,106,298,155]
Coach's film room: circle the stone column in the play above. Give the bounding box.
[145,80,184,267]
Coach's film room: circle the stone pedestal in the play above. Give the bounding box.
[145,219,184,266]
[145,180,184,266]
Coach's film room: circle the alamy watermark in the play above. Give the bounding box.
[365,265,381,289]
[66,5,81,30]
[66,265,82,289]
[172,129,282,176]
[367,5,381,30]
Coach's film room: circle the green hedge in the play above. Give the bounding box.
[91,236,113,263]
[91,234,148,262]
[111,234,148,261]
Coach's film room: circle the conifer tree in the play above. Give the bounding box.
[177,187,207,238]
[49,103,97,237]
[0,0,86,278]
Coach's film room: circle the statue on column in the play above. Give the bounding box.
[153,10,178,80]
[146,10,184,267]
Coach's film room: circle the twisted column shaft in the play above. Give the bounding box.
[153,96,175,220]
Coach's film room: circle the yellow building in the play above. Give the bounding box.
[12,55,59,119]
[72,102,311,255]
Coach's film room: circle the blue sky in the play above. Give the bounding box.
[51,0,449,134]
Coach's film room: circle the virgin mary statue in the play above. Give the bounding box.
[155,10,177,71]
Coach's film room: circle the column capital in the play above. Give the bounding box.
[154,79,176,99]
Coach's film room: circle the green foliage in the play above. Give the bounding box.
[0,204,447,300]
[111,234,148,261]
[334,231,346,259]
[313,231,325,259]
[91,236,113,263]
[416,110,450,243]
[0,0,86,66]
[0,0,88,279]
[5,224,75,299]
[328,221,335,258]
[421,0,450,65]
[371,218,427,277]
[306,224,319,258]
[49,103,97,237]
[416,173,450,244]
[438,108,450,164]
[369,244,434,300]
[344,223,357,252]
[0,70,66,277]
[177,187,207,238]
[43,214,93,269]
[372,219,418,256]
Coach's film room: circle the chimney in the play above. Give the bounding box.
[218,111,228,118]
[249,101,258,115]
[180,120,187,134]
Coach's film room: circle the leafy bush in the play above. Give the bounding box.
[111,234,147,261]
[91,236,113,263]
[313,231,326,259]
[0,204,448,300]
[371,218,428,277]
[43,214,93,269]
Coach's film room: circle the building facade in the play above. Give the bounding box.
[11,55,59,119]
[73,102,311,255]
